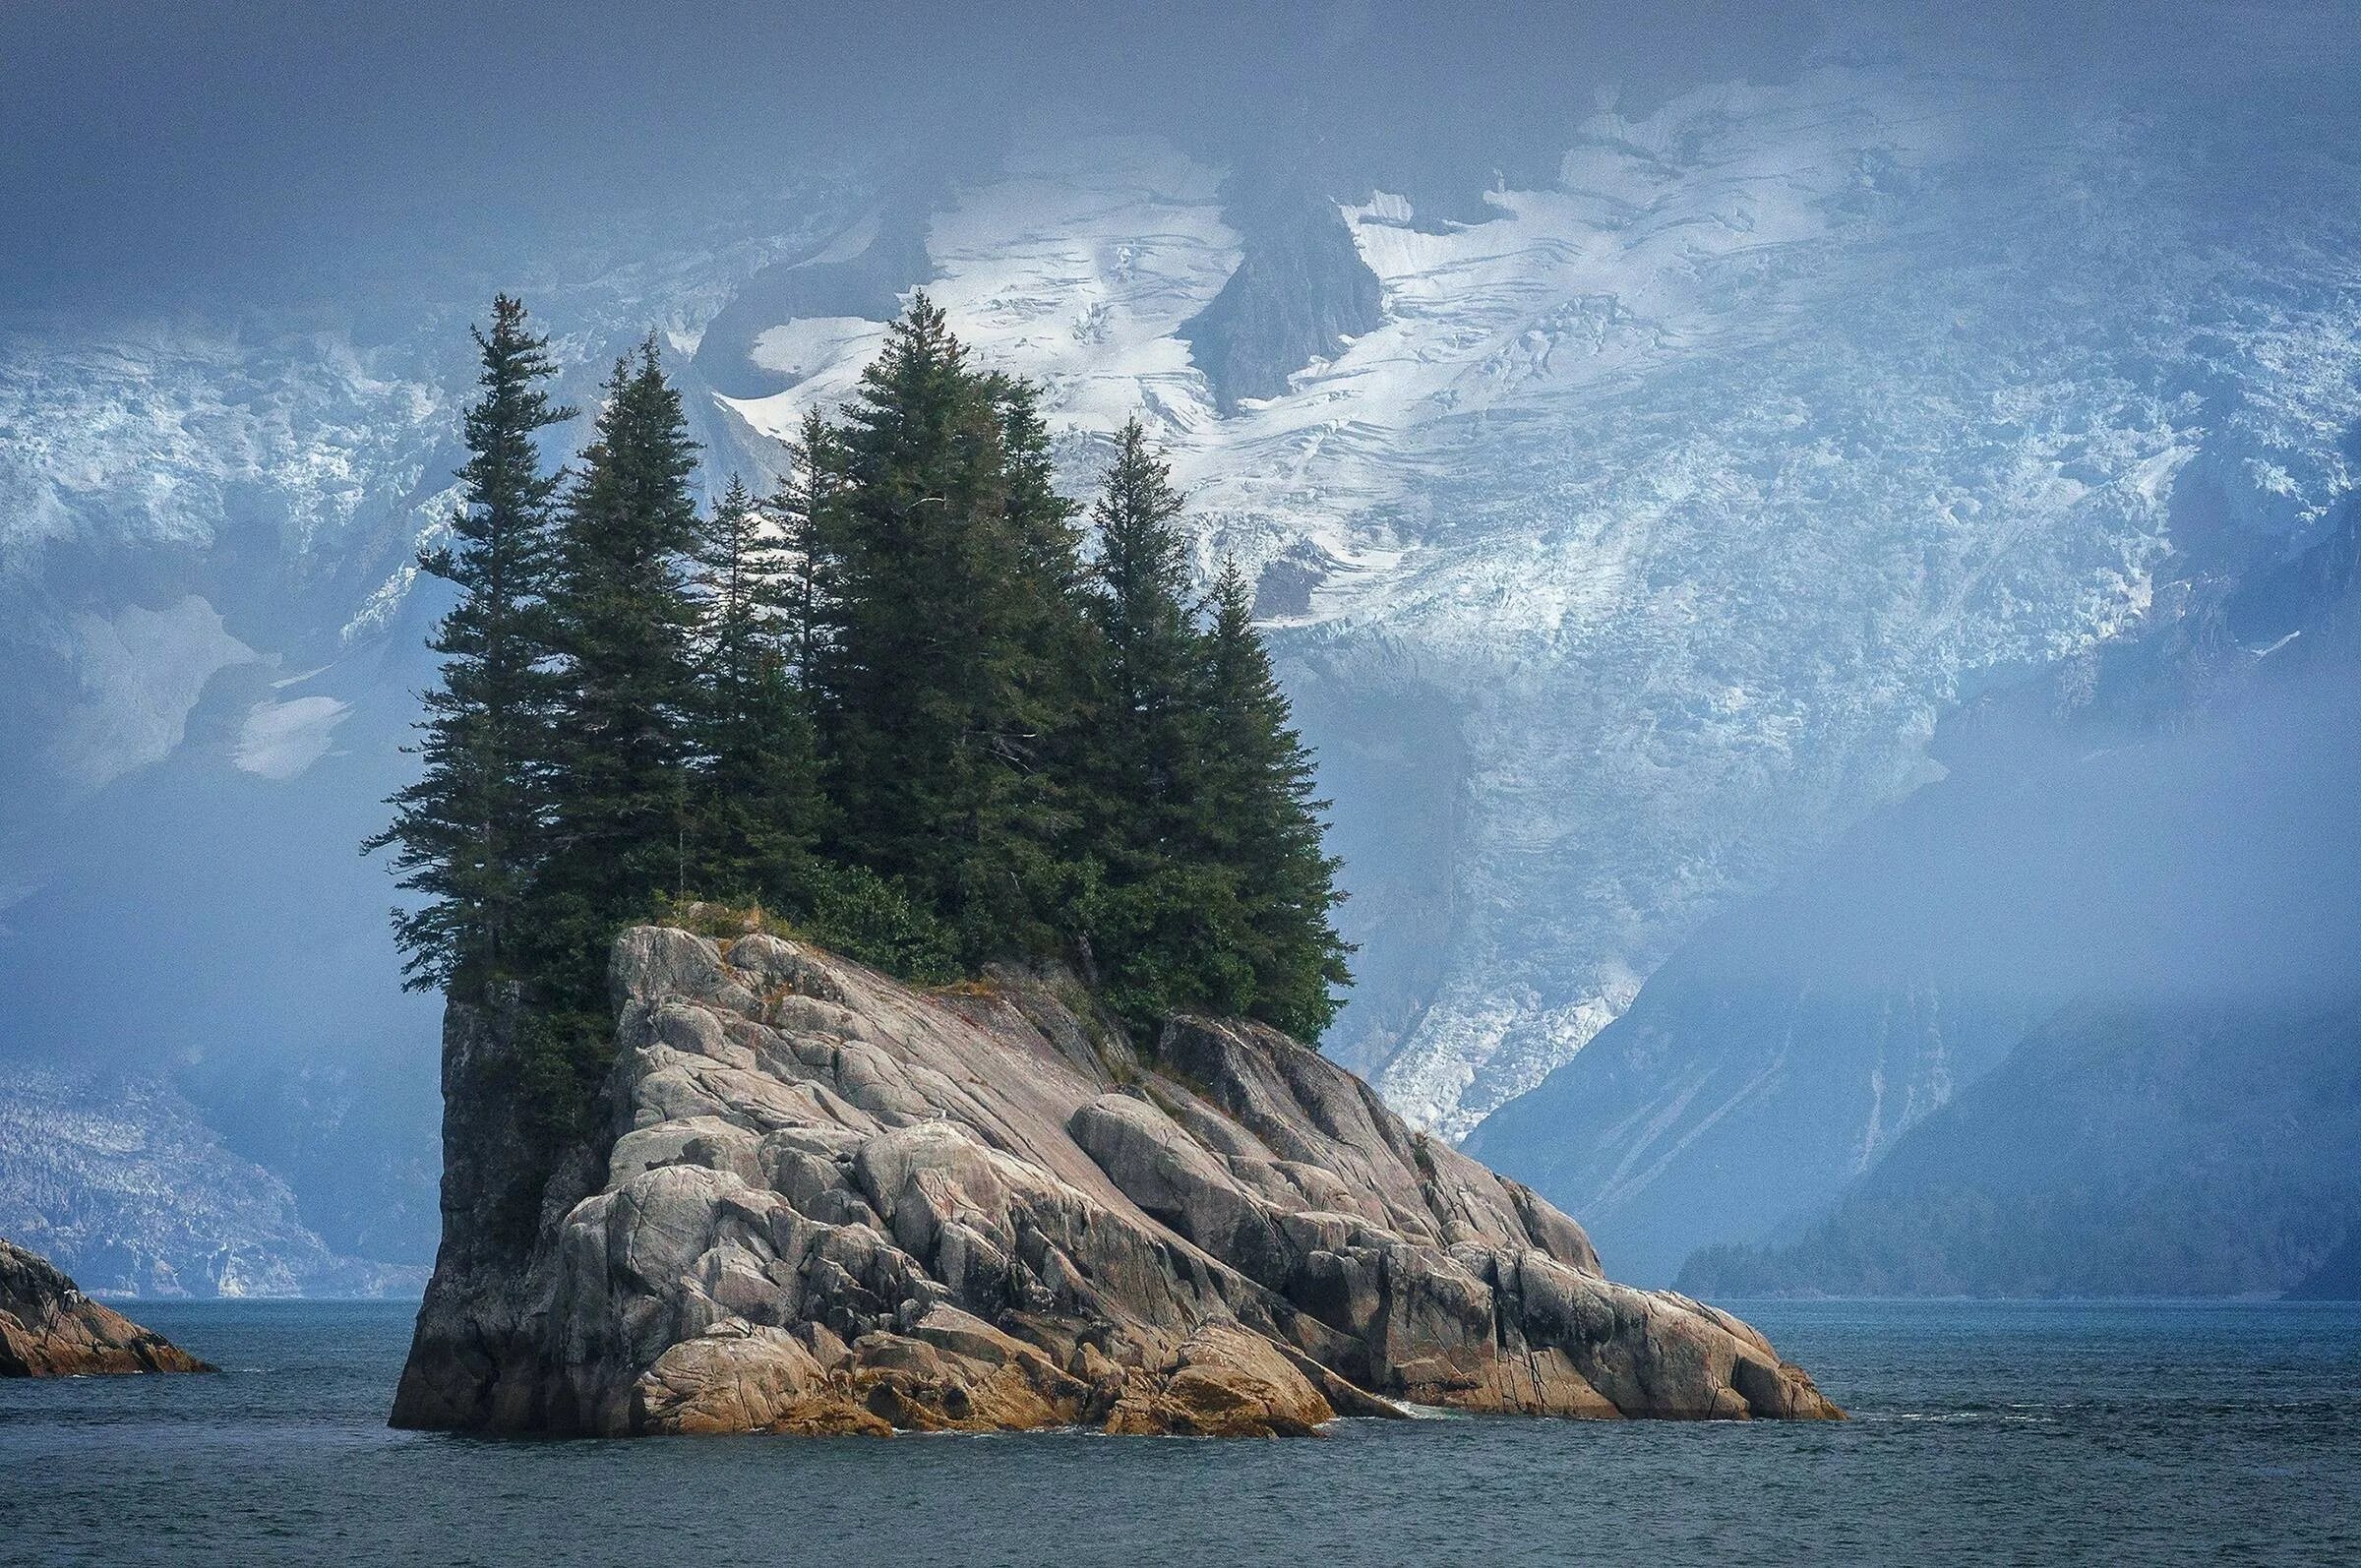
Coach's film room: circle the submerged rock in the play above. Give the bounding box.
[392,927,1839,1435]
[0,1237,213,1375]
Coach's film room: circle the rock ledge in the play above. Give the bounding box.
[392,927,1839,1435]
[1,1237,213,1375]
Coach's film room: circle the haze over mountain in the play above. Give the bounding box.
[3,1,2357,1294]
[1471,502,2361,1286]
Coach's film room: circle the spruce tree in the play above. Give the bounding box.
[365,294,572,996]
[775,409,845,692]
[381,287,1361,1136]
[1075,419,1244,1024]
[1196,557,1354,1039]
[532,337,705,1025]
[983,370,1096,924]
[686,475,824,905]
[807,295,1088,961]
[1085,417,1198,832]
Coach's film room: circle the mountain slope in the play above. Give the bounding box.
[1472,501,2361,1286]
[3,49,2361,1272]
[701,74,2361,1134]
[1676,998,2361,1297]
[0,1067,426,1297]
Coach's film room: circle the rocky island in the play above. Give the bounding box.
[0,1237,212,1376]
[392,925,1839,1435]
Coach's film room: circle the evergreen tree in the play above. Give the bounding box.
[1195,557,1354,1039]
[378,287,1362,1153]
[364,294,572,996]
[1085,417,1199,835]
[532,337,705,1021]
[806,295,1088,960]
[774,409,844,692]
[686,475,824,904]
[1074,419,1244,1023]
[982,369,1097,924]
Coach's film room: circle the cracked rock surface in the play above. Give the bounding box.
[391,926,1839,1435]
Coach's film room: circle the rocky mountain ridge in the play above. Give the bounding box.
[0,1067,428,1298]
[391,924,1837,1435]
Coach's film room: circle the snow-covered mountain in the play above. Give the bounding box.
[695,67,2361,1133]
[3,51,2359,1273]
[1473,496,2361,1288]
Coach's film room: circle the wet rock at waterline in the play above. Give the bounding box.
[0,1237,213,1376]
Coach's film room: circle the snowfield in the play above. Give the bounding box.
[707,67,2361,1131]
[5,62,2360,1142]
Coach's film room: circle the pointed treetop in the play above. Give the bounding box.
[1210,553,1257,630]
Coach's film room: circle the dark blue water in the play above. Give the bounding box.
[1,1299,2355,1566]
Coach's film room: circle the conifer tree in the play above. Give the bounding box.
[365,294,572,996]
[532,337,705,1017]
[775,409,845,691]
[983,370,1096,916]
[380,287,1362,1148]
[1195,557,1354,1038]
[807,295,1088,960]
[1085,418,1199,833]
[687,475,823,904]
[1075,419,1243,1023]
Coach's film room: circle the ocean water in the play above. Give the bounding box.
[0,1298,2354,1566]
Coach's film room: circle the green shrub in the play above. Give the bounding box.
[800,862,961,984]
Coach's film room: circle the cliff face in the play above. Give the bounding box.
[0,1237,212,1375]
[392,927,1836,1435]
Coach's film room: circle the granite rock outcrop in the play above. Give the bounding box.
[0,1236,212,1376]
[391,926,1838,1435]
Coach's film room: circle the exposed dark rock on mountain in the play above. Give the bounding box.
[392,925,1837,1436]
[1177,181,1382,413]
[0,1236,212,1375]
[691,200,937,400]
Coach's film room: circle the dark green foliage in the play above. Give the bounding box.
[376,294,1356,1137]
[364,294,573,996]
[1193,558,1355,1039]
[1085,417,1199,844]
[801,295,1088,962]
[686,475,825,905]
[529,339,707,1054]
[801,862,961,984]
[1073,420,1242,1027]
[772,410,843,691]
[1071,422,1351,1038]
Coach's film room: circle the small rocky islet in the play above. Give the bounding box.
[393,924,1840,1436]
[0,1237,212,1377]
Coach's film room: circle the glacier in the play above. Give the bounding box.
[703,66,2361,1133]
[1,49,2358,1265]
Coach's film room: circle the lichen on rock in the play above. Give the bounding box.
[390,926,1840,1435]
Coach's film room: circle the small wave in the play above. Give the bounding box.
[1866,1411,2055,1424]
